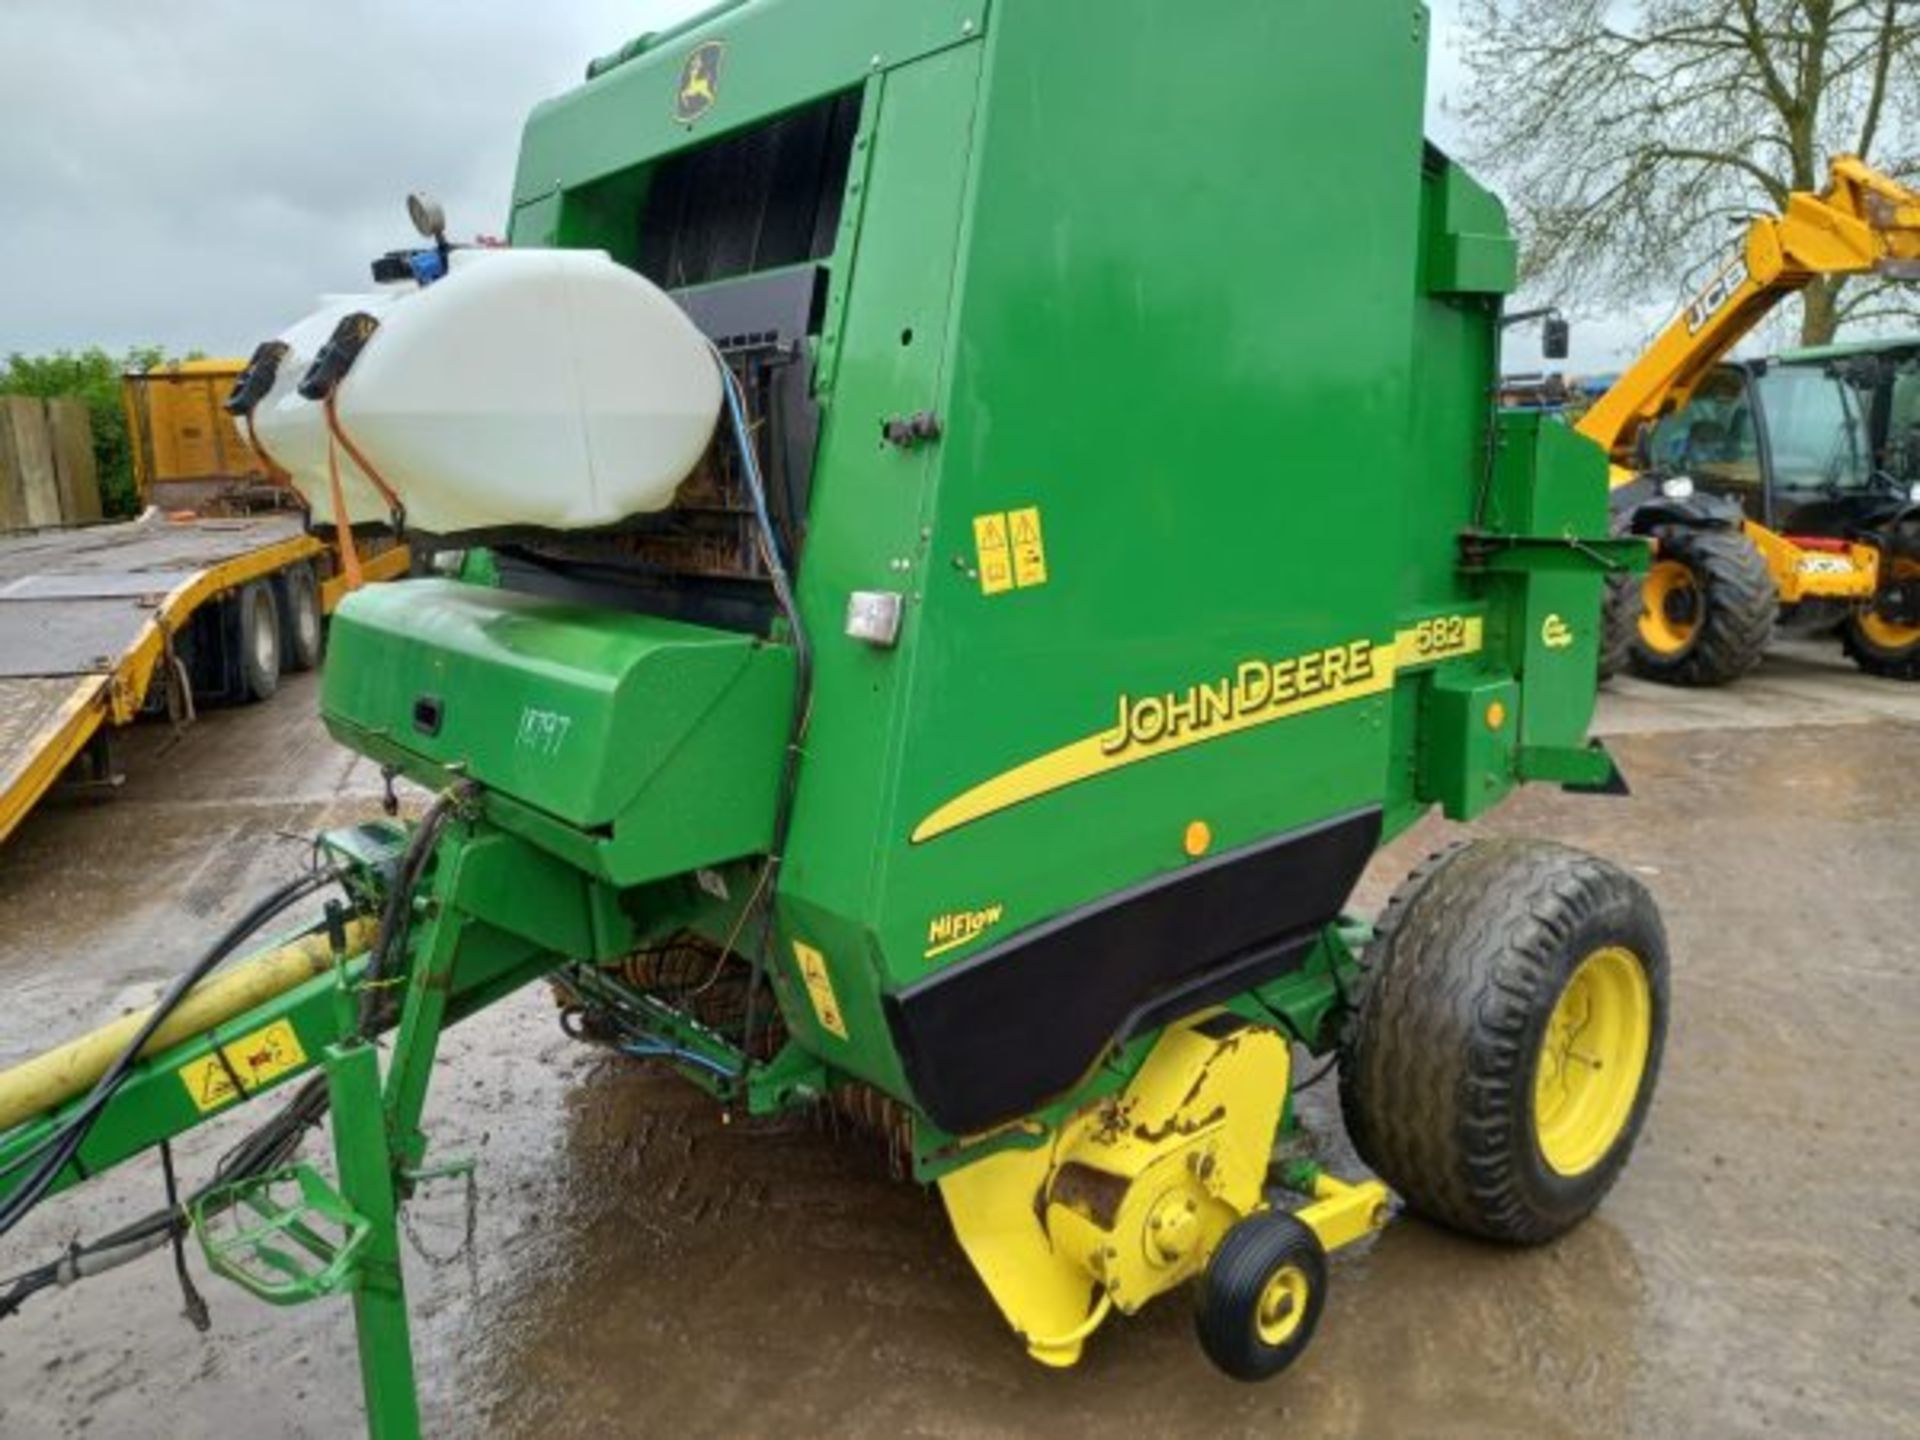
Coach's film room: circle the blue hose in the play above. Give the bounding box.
[618,1043,736,1081]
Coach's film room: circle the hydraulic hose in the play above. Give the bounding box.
[0,920,376,1134]
[709,348,813,1074]
[2,788,467,1317]
[0,868,340,1238]
[357,783,471,1035]
[0,1072,334,1320]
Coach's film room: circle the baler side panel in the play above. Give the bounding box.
[770,44,989,1087]
[856,2,1432,1122]
[1386,158,1512,838]
[1485,413,1612,751]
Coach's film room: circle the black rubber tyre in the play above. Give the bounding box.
[1629,529,1775,687]
[1597,570,1637,682]
[1843,616,1920,679]
[278,564,323,673]
[1841,554,1920,680]
[1194,1211,1328,1382]
[237,580,282,703]
[1339,839,1669,1245]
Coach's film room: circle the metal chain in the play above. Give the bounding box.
[398,1167,480,1296]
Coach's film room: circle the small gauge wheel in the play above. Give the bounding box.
[1194,1210,1328,1382]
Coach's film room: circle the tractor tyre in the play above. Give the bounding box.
[1842,557,1920,681]
[1597,570,1637,682]
[1339,839,1668,1245]
[1628,529,1775,687]
[1194,1211,1328,1382]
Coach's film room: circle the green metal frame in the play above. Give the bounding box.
[0,810,1370,1435]
[0,820,576,1438]
[0,1,1648,1431]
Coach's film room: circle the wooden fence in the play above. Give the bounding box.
[0,396,101,532]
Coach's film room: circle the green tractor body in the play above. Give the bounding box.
[1,2,1670,1429]
[328,0,1618,1134]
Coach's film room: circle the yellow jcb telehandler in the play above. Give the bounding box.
[1581,158,1920,685]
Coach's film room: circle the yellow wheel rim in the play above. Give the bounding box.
[1533,947,1652,1177]
[1638,560,1699,656]
[1858,558,1920,652]
[1254,1264,1310,1347]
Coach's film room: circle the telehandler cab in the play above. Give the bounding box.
[1614,352,1920,680]
[1814,335,1920,484]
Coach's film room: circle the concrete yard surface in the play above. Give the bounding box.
[0,639,1917,1439]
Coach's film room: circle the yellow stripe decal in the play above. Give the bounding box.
[924,931,984,961]
[911,618,1482,846]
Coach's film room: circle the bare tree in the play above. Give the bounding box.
[1456,0,1920,345]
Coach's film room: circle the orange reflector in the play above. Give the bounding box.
[1183,821,1212,858]
[1486,701,1508,731]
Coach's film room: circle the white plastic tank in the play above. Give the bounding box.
[251,249,722,536]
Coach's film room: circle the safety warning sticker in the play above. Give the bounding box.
[177,1020,310,1114]
[974,506,1048,596]
[1008,507,1048,588]
[973,513,1014,596]
[792,940,850,1040]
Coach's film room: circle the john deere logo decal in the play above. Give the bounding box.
[911,616,1487,845]
[675,41,724,122]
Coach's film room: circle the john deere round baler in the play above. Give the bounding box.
[0,2,1667,1433]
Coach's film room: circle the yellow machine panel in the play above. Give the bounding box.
[122,359,269,509]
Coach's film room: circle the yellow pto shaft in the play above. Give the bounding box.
[0,919,374,1134]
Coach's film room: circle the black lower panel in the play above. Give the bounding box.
[885,807,1382,1135]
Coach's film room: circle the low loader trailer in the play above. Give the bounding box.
[0,513,408,844]
[0,3,1669,1434]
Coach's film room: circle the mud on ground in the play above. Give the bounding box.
[1,641,1917,1439]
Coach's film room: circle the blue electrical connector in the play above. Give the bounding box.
[407,249,449,286]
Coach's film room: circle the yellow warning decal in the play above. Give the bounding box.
[792,941,850,1040]
[1393,614,1484,668]
[177,1020,309,1115]
[1009,507,1048,589]
[974,507,1049,595]
[973,513,1015,596]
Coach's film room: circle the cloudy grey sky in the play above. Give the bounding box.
[0,0,1634,371]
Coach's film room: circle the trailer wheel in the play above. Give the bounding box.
[1339,839,1668,1245]
[238,581,282,703]
[279,564,324,672]
[1842,557,1920,680]
[1194,1211,1327,1382]
[1628,530,1774,686]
